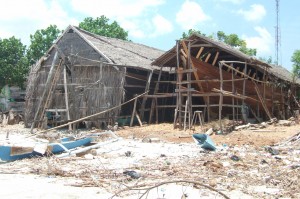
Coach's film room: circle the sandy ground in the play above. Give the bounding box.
[0,121,299,198]
[116,121,300,147]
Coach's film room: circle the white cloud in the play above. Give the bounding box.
[71,0,164,19]
[219,0,244,4]
[176,0,210,30]
[237,4,266,22]
[243,26,272,55]
[71,0,168,39]
[119,20,146,38]
[150,15,173,37]
[0,0,77,44]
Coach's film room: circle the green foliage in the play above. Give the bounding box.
[291,49,300,79]
[27,25,62,64]
[79,16,129,40]
[0,37,29,89]
[217,31,256,56]
[181,29,205,39]
[181,29,257,56]
[259,56,273,64]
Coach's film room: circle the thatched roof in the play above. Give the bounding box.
[66,25,164,71]
[152,33,298,85]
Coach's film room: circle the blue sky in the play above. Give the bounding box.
[0,0,299,71]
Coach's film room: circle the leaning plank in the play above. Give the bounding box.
[254,82,272,120]
[196,47,204,59]
[36,92,148,134]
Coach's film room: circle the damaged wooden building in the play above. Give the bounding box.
[24,25,176,129]
[150,33,300,129]
[25,27,299,131]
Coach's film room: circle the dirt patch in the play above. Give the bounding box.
[117,122,300,147]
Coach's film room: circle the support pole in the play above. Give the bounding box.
[63,65,71,130]
[218,62,224,132]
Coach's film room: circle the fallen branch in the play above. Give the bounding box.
[110,179,230,199]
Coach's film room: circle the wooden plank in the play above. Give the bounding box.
[205,53,211,63]
[192,44,213,48]
[212,51,219,66]
[175,88,195,92]
[140,70,153,120]
[218,62,223,132]
[180,49,187,58]
[63,65,71,130]
[181,41,206,97]
[130,98,137,127]
[221,62,264,83]
[254,82,272,120]
[196,47,204,59]
[169,68,197,74]
[136,113,143,126]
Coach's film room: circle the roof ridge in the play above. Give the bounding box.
[75,26,162,62]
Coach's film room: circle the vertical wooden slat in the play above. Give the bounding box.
[63,65,71,130]
[218,62,224,132]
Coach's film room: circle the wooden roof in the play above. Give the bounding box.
[152,33,299,84]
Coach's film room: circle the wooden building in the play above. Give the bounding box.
[24,25,175,129]
[151,34,300,129]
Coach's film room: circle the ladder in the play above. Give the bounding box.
[30,51,65,132]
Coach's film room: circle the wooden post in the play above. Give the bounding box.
[140,70,153,120]
[30,51,59,132]
[242,63,247,122]
[187,41,192,129]
[218,62,224,132]
[207,96,210,122]
[271,84,274,116]
[63,65,71,130]
[130,97,138,127]
[231,64,235,121]
[155,98,159,124]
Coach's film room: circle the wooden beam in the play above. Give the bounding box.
[63,65,71,130]
[254,82,272,120]
[130,97,138,127]
[180,49,187,58]
[196,47,204,59]
[191,44,213,48]
[205,53,211,63]
[181,41,205,94]
[212,52,219,66]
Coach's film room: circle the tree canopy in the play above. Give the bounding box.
[27,25,62,65]
[0,37,29,89]
[79,16,129,40]
[291,49,300,79]
[181,29,256,56]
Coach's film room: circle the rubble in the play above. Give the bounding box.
[0,123,299,198]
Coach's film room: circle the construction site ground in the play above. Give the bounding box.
[0,121,299,199]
